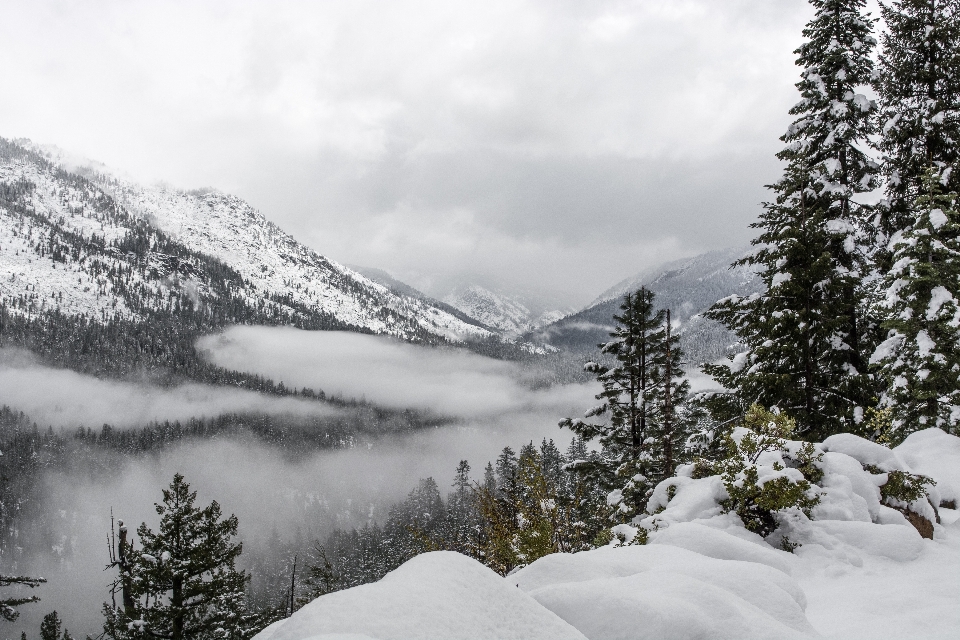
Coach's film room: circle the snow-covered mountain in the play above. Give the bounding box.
[527,247,762,364]
[0,138,492,343]
[443,284,569,337]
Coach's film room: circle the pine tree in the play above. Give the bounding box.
[650,309,693,480]
[102,474,255,640]
[447,460,482,559]
[874,0,960,269]
[871,170,960,435]
[560,288,687,521]
[705,0,878,439]
[512,445,557,566]
[0,574,45,622]
[39,611,72,640]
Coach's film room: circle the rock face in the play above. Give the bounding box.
[895,506,935,540]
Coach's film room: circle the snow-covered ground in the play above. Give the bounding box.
[255,428,960,640]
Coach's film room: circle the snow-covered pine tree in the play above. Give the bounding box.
[446,460,482,560]
[651,309,693,480]
[0,573,45,622]
[874,0,960,271]
[560,288,679,521]
[705,0,878,440]
[102,474,256,640]
[870,169,960,435]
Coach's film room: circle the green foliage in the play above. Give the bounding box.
[786,441,826,486]
[718,406,822,539]
[721,465,821,538]
[561,288,693,523]
[102,474,257,640]
[879,469,936,505]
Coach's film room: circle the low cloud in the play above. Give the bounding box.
[3,329,601,636]
[0,348,338,429]
[197,326,596,417]
[16,378,596,637]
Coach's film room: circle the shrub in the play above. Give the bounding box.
[718,405,821,539]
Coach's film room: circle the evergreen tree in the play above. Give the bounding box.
[512,445,557,566]
[0,574,45,622]
[40,611,72,640]
[447,460,482,559]
[705,0,878,439]
[560,288,686,521]
[871,170,960,435]
[874,0,960,269]
[650,309,693,480]
[299,544,341,606]
[103,474,255,640]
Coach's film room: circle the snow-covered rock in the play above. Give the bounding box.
[255,551,586,640]
[895,428,960,507]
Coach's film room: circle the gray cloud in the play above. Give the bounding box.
[0,0,825,306]
[0,348,338,429]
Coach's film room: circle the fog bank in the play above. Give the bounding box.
[198,326,585,416]
[0,348,338,429]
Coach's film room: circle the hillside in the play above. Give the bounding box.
[526,247,761,365]
[0,138,492,345]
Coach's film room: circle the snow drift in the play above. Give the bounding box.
[255,429,960,640]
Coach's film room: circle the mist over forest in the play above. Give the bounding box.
[1,328,597,636]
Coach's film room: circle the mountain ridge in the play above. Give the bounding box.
[0,138,493,345]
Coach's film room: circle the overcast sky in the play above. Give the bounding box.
[0,0,850,308]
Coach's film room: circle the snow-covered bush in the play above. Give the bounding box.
[714,407,822,540]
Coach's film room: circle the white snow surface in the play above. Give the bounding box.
[255,551,587,640]
[255,429,960,640]
[513,543,815,640]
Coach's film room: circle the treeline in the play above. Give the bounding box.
[706,0,960,443]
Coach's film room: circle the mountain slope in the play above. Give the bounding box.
[442,284,569,337]
[0,138,492,344]
[527,248,761,365]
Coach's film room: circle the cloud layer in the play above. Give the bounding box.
[0,348,338,429]
[198,326,596,417]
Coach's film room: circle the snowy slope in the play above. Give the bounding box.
[528,247,761,364]
[443,284,534,335]
[443,284,567,337]
[259,428,960,640]
[0,138,492,342]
